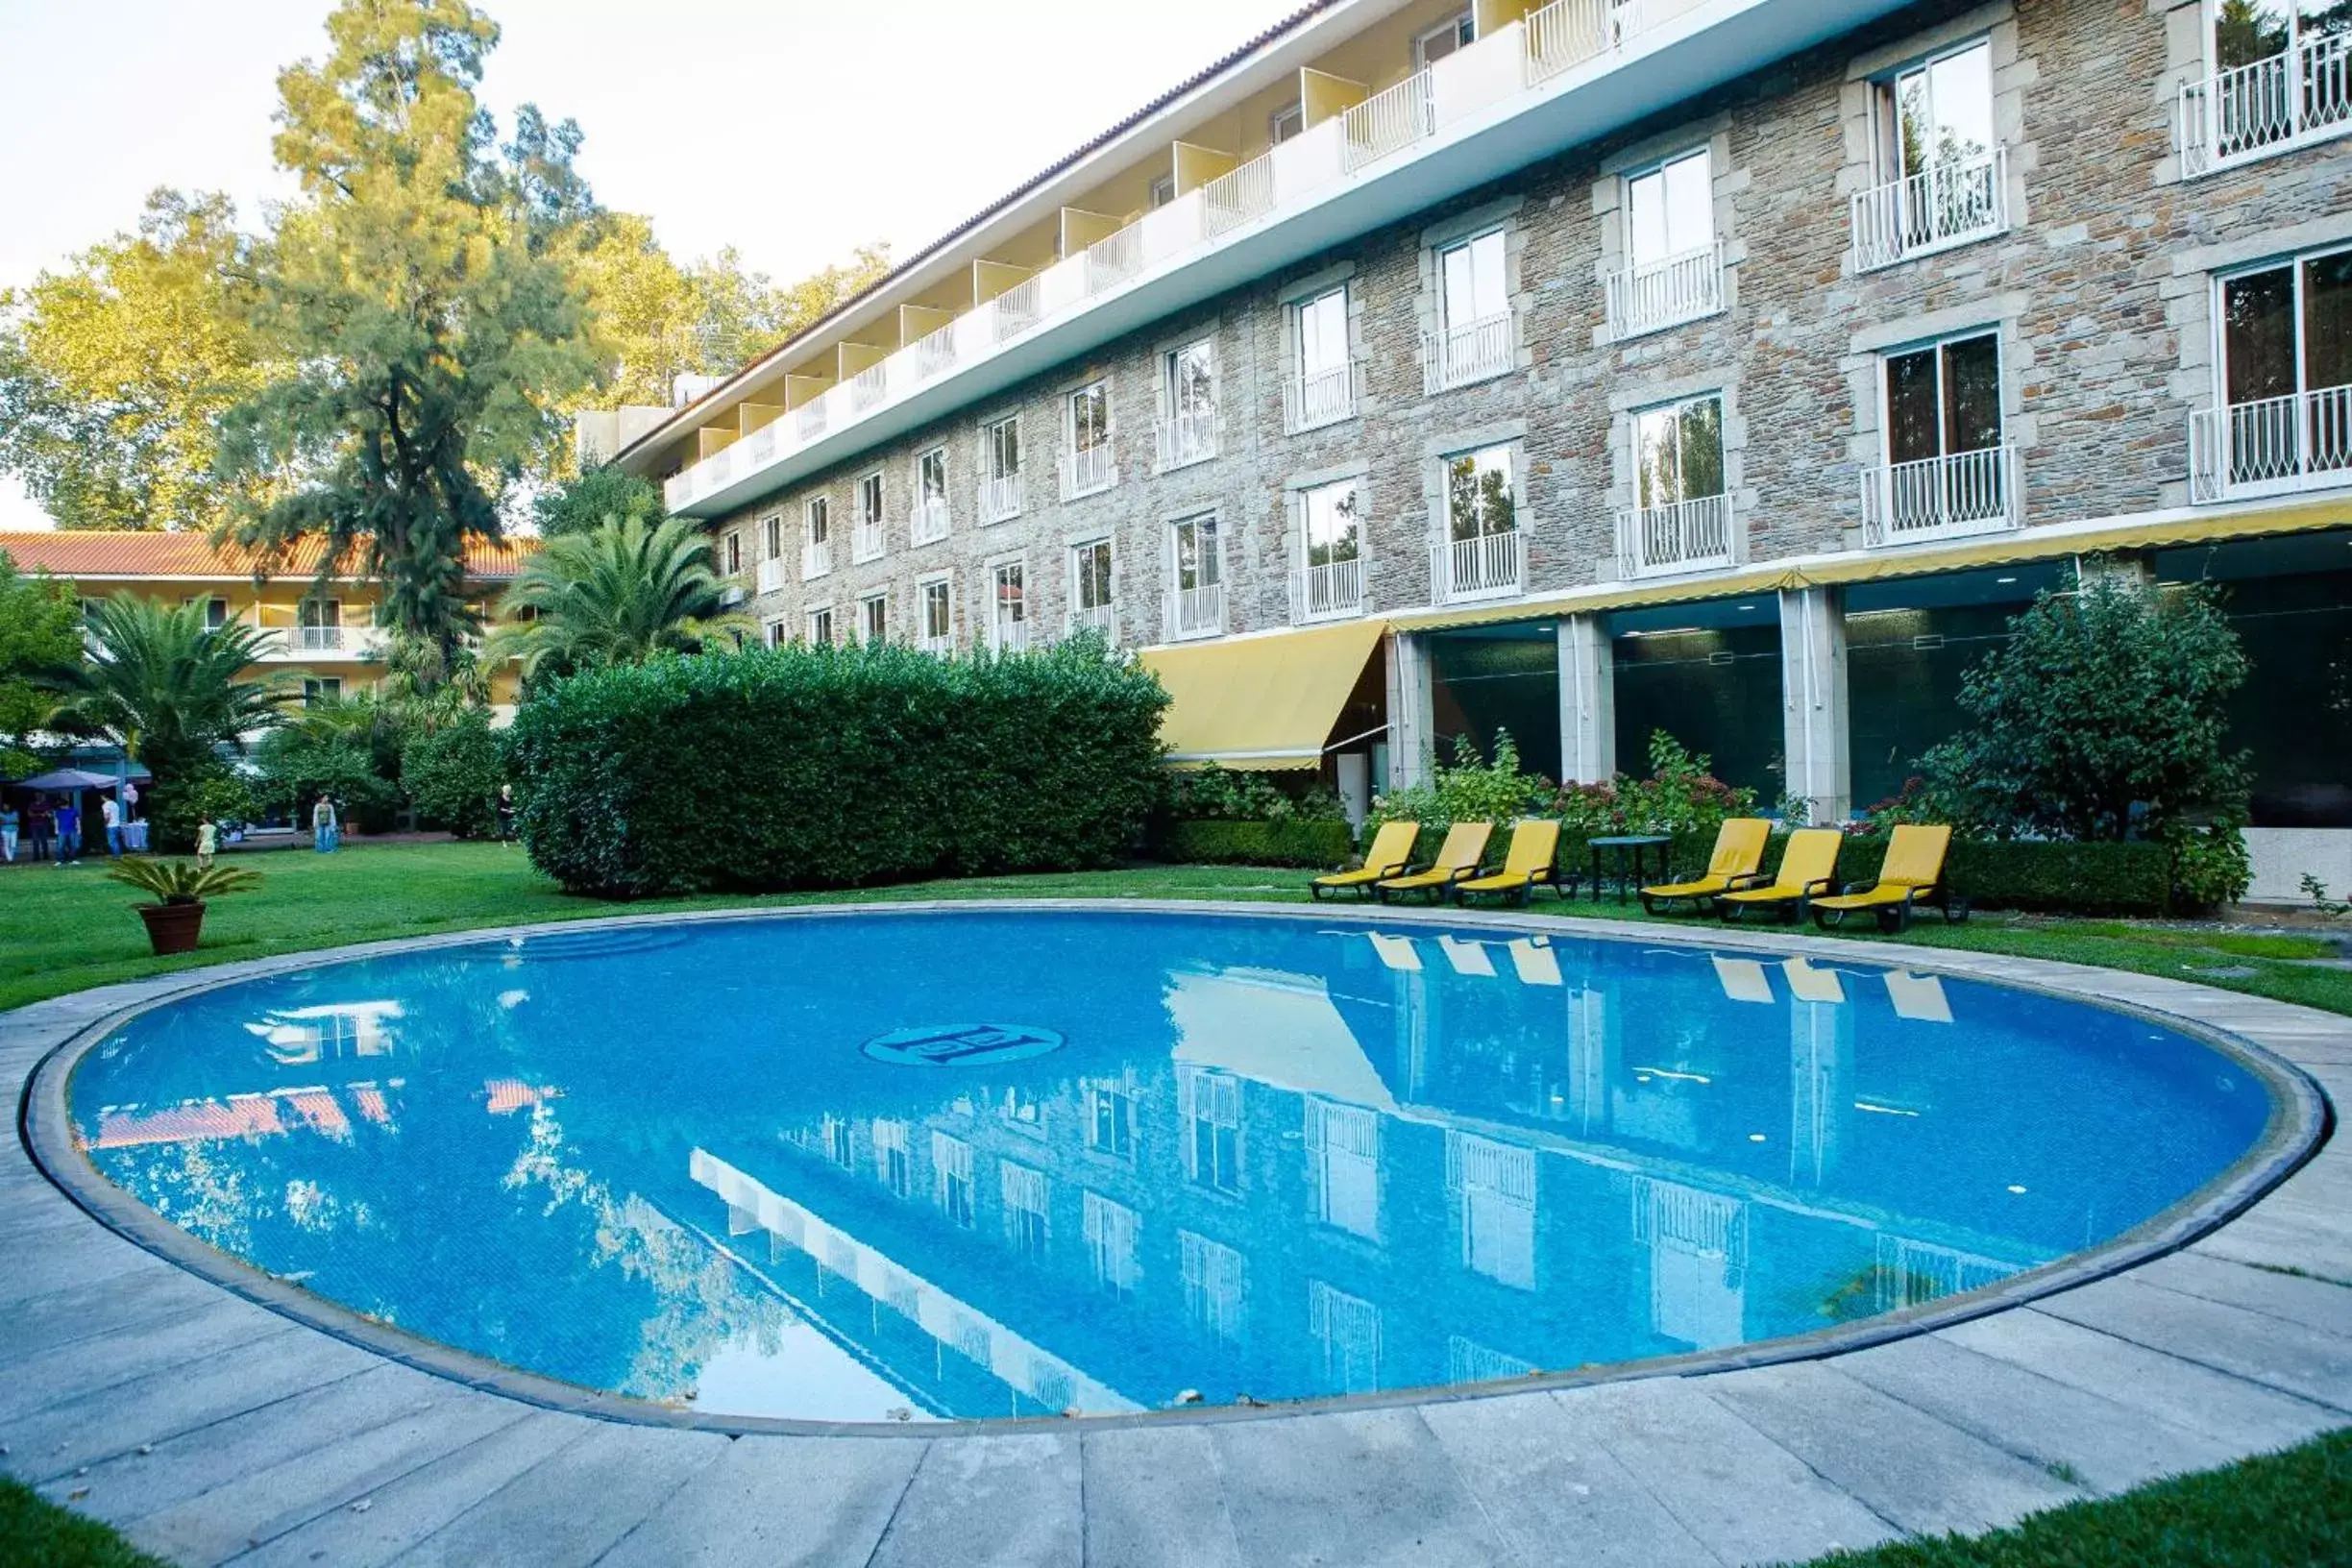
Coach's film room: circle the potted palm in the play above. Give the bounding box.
[106,858,264,955]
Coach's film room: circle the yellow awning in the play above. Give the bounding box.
[1140,618,1386,771]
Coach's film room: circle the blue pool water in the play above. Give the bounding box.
[66,911,2271,1422]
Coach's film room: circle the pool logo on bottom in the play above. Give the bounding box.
[863,1023,1066,1067]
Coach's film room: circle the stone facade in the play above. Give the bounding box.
[709,0,2352,649]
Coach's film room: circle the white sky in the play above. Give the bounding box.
[0,0,1299,529]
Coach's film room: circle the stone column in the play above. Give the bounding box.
[1556,614,1616,785]
[1386,630,1435,791]
[1777,586,1850,823]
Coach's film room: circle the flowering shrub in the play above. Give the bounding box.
[1371,729,1752,844]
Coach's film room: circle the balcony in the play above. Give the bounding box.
[1605,239,1724,340]
[796,400,827,440]
[1423,312,1514,393]
[756,557,788,594]
[654,0,1914,520]
[981,474,1022,524]
[991,617,1032,654]
[853,520,885,563]
[910,499,951,546]
[1067,601,1116,641]
[259,625,375,661]
[1860,445,2019,547]
[1298,555,1366,622]
[1156,409,1218,472]
[1284,363,1360,433]
[801,539,832,580]
[1433,530,1524,602]
[918,628,955,656]
[1850,148,2007,274]
[1615,493,1733,576]
[1060,445,1116,501]
[1167,582,1226,640]
[2180,37,2352,177]
[2190,387,2352,502]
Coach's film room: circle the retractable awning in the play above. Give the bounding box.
[1140,617,1386,771]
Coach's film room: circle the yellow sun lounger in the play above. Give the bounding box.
[1638,817,1773,915]
[1455,820,1568,906]
[1716,828,1845,923]
[1810,823,1967,932]
[1311,821,1421,902]
[1375,821,1493,904]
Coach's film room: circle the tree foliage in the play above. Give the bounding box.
[0,551,84,778]
[484,514,753,679]
[401,706,503,837]
[1922,570,2251,842]
[0,191,266,533]
[531,463,663,538]
[217,0,602,670]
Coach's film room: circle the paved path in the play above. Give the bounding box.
[5,911,2347,1567]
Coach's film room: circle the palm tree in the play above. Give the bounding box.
[46,596,288,847]
[486,514,755,679]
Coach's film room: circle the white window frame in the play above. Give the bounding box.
[801,495,831,580]
[1433,442,1524,603]
[2193,241,2352,501]
[763,617,788,649]
[1414,9,1475,69]
[762,512,783,559]
[1427,228,1513,392]
[855,469,886,562]
[916,573,954,654]
[1618,392,1734,577]
[987,555,1029,653]
[1167,511,1226,641]
[1159,338,1218,471]
[1288,283,1357,432]
[1610,148,1723,340]
[1297,477,1367,623]
[981,414,1022,523]
[2183,0,2352,175]
[805,604,834,647]
[1853,36,2007,272]
[1063,380,1117,499]
[913,446,951,544]
[1067,536,1115,641]
[1862,327,2018,545]
[1270,100,1304,144]
[860,591,889,644]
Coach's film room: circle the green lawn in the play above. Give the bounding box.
[3,839,2346,1018]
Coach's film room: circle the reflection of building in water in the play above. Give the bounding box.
[244,1000,405,1065]
[685,931,2041,1413]
[1874,1234,2013,1311]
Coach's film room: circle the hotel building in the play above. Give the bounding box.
[586,0,2352,898]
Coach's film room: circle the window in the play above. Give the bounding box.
[1065,380,1115,497]
[855,470,885,561]
[983,416,1021,522]
[1270,100,1304,144]
[297,597,342,653]
[932,1132,975,1227]
[914,448,950,543]
[861,593,889,644]
[1179,1066,1242,1195]
[203,598,229,631]
[1162,339,1217,467]
[1626,149,1713,271]
[1180,1231,1245,1342]
[1302,478,1362,568]
[1001,1163,1050,1261]
[1169,513,1223,637]
[919,576,953,650]
[1430,230,1512,388]
[2203,4,2352,165]
[2210,246,2352,492]
[806,605,833,647]
[1858,38,2001,268]
[1069,538,1115,635]
[1086,1079,1135,1161]
[802,497,830,578]
[765,618,788,649]
[1415,10,1474,67]
[763,513,783,559]
[990,560,1027,651]
[1868,331,2013,542]
[1634,394,1727,510]
[1148,174,1176,208]
[1446,445,1516,542]
[302,676,343,707]
[823,1115,853,1168]
[1308,1280,1382,1395]
[1082,1191,1140,1298]
[873,1120,911,1199]
[1306,1100,1381,1242]
[724,530,742,576]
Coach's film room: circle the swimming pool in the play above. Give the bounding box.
[59,908,2283,1425]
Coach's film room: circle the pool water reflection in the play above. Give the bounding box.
[66,911,2270,1422]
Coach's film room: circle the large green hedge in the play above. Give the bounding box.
[1628,831,2174,916]
[1152,818,1355,868]
[505,641,1168,897]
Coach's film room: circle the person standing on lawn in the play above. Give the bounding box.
[101,793,123,856]
[195,814,218,870]
[497,783,516,845]
[26,799,51,862]
[1,801,17,863]
[312,794,337,853]
[54,798,79,864]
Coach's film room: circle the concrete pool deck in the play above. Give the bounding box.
[5,903,2347,1567]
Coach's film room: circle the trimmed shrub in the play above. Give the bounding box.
[402,709,503,839]
[1153,818,1355,868]
[505,640,1169,897]
[1580,830,2172,915]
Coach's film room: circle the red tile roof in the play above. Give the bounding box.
[0,530,534,582]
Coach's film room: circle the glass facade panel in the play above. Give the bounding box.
[1302,479,1360,567]
[1444,445,1515,542]
[1626,150,1713,269]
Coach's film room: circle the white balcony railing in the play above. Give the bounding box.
[1423,311,1514,392]
[1167,581,1226,639]
[1067,601,1116,641]
[1342,72,1436,174]
[1156,409,1218,471]
[981,473,1022,524]
[1860,444,2019,547]
[991,617,1031,654]
[1606,239,1724,340]
[801,539,832,579]
[1299,556,1366,621]
[2190,386,2352,502]
[910,498,951,546]
[651,0,1722,518]
[1850,148,2008,273]
[275,625,355,657]
[2180,36,2352,177]
[919,629,954,656]
[1061,444,1116,501]
[853,521,885,563]
[1285,363,1360,432]
[1615,493,1733,576]
[1433,530,1524,602]
[756,557,787,595]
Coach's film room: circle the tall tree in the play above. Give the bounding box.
[483,514,753,679]
[0,551,86,778]
[218,0,601,671]
[0,191,266,531]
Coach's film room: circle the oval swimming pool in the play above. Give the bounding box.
[60,908,2280,1424]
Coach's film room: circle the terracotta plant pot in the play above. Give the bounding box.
[135,899,207,956]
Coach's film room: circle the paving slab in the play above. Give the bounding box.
[377,1416,728,1568]
[598,1433,929,1568]
[2133,1249,2352,1336]
[0,1298,289,1426]
[1829,1330,2242,1496]
[1208,1407,1515,1568]
[866,1432,1083,1568]
[2190,1208,2352,1281]
[4,1258,242,1363]
[231,1411,595,1568]
[1552,1378,1897,1565]
[1937,1309,2341,1450]
[1080,1423,1247,1568]
[0,1221,161,1307]
[1703,1360,2086,1537]
[2032,1275,2352,1414]
[1417,1389,1720,1568]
